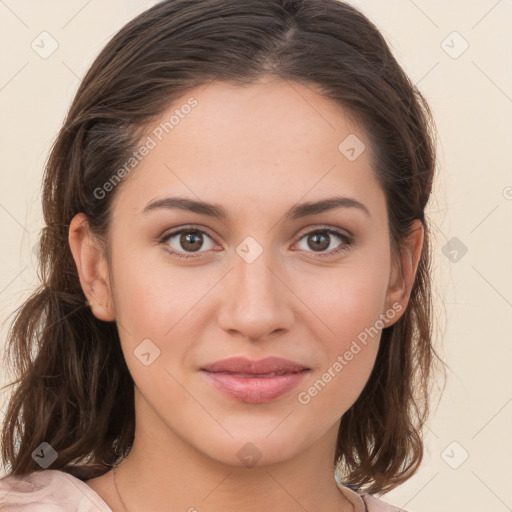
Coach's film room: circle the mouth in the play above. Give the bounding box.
[204,370,307,377]
[199,356,311,403]
[200,356,310,375]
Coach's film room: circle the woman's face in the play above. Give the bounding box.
[72,78,420,468]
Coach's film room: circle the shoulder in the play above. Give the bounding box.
[0,469,112,512]
[361,492,409,512]
[337,482,409,512]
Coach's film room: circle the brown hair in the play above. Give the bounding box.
[1,0,446,495]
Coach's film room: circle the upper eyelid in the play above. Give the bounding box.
[161,225,217,242]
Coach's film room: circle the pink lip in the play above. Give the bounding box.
[200,356,311,403]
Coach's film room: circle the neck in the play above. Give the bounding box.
[113,448,353,512]
[107,403,353,512]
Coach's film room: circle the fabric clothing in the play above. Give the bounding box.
[0,469,408,511]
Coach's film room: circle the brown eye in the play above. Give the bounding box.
[296,229,353,257]
[161,228,215,259]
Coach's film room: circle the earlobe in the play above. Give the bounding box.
[68,213,116,322]
[383,219,424,327]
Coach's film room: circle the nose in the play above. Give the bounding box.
[217,246,295,341]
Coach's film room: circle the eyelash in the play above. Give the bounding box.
[158,225,354,260]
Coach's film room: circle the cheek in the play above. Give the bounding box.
[300,256,390,341]
[301,340,379,428]
[295,256,389,405]
[110,254,217,390]
[110,259,198,404]
[111,248,202,336]
[297,272,385,418]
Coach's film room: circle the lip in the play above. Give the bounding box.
[201,356,309,374]
[200,357,311,403]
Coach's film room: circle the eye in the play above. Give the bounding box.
[159,227,216,259]
[295,228,353,258]
[159,225,353,260]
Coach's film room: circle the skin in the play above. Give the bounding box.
[69,78,423,512]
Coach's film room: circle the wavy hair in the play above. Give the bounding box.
[1,0,446,495]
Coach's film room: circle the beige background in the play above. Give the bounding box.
[1,1,511,511]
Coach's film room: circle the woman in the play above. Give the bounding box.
[0,0,445,510]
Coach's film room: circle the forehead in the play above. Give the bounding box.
[110,79,386,225]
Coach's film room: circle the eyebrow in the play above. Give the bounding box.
[140,195,371,220]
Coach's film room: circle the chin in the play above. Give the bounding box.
[199,435,304,468]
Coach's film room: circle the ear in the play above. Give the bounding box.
[68,212,116,322]
[382,219,424,327]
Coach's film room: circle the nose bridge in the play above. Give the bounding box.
[218,237,293,338]
[234,239,282,306]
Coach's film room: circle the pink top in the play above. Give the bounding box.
[0,469,408,511]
